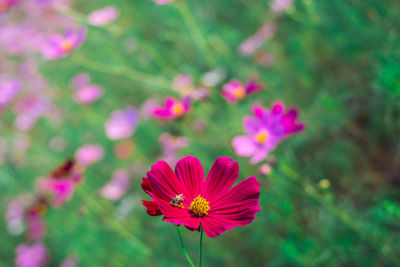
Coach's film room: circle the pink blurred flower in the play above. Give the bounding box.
[71,73,103,104]
[88,6,119,26]
[232,101,305,164]
[222,76,264,104]
[41,28,86,60]
[239,22,276,55]
[37,178,75,207]
[105,107,138,140]
[60,256,78,267]
[271,0,293,13]
[75,144,104,166]
[154,0,174,5]
[98,169,131,201]
[158,133,189,166]
[13,95,51,132]
[36,159,83,207]
[172,74,194,93]
[15,242,48,267]
[0,0,22,13]
[152,97,190,120]
[26,215,46,241]
[0,78,21,106]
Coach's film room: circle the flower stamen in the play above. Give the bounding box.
[190,195,210,217]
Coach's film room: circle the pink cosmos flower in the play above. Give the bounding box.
[41,28,86,60]
[75,144,104,166]
[141,155,261,238]
[15,242,48,267]
[222,76,264,104]
[154,0,174,5]
[105,107,138,140]
[98,169,131,201]
[232,101,305,164]
[152,97,191,120]
[71,73,103,104]
[88,6,119,26]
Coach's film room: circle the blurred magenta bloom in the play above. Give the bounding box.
[75,144,104,166]
[0,78,21,107]
[105,107,138,140]
[71,73,103,104]
[152,97,190,120]
[154,0,174,5]
[222,76,264,104]
[15,242,48,267]
[141,155,260,237]
[98,169,131,201]
[41,28,86,60]
[232,101,305,164]
[37,159,82,207]
[88,6,119,26]
[0,0,21,13]
[239,22,276,55]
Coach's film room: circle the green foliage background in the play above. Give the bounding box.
[1,0,400,266]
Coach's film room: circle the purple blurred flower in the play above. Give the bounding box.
[232,101,305,164]
[152,97,190,120]
[71,73,103,104]
[88,6,119,26]
[98,169,131,201]
[15,242,48,267]
[239,22,276,55]
[105,107,138,140]
[222,76,264,104]
[75,144,104,166]
[41,28,86,60]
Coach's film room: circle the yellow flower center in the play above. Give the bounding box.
[62,40,73,51]
[190,195,210,217]
[255,131,269,143]
[172,103,184,116]
[232,86,246,100]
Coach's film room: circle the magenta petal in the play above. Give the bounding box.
[232,136,257,157]
[153,197,200,229]
[202,176,260,238]
[203,157,239,202]
[271,101,285,115]
[147,161,187,200]
[175,156,204,203]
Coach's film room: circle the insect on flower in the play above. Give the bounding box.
[170,194,185,208]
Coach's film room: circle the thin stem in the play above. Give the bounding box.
[199,226,204,267]
[176,0,217,67]
[72,54,174,93]
[176,226,195,267]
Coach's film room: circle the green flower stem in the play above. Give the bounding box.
[199,226,204,267]
[176,226,196,267]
